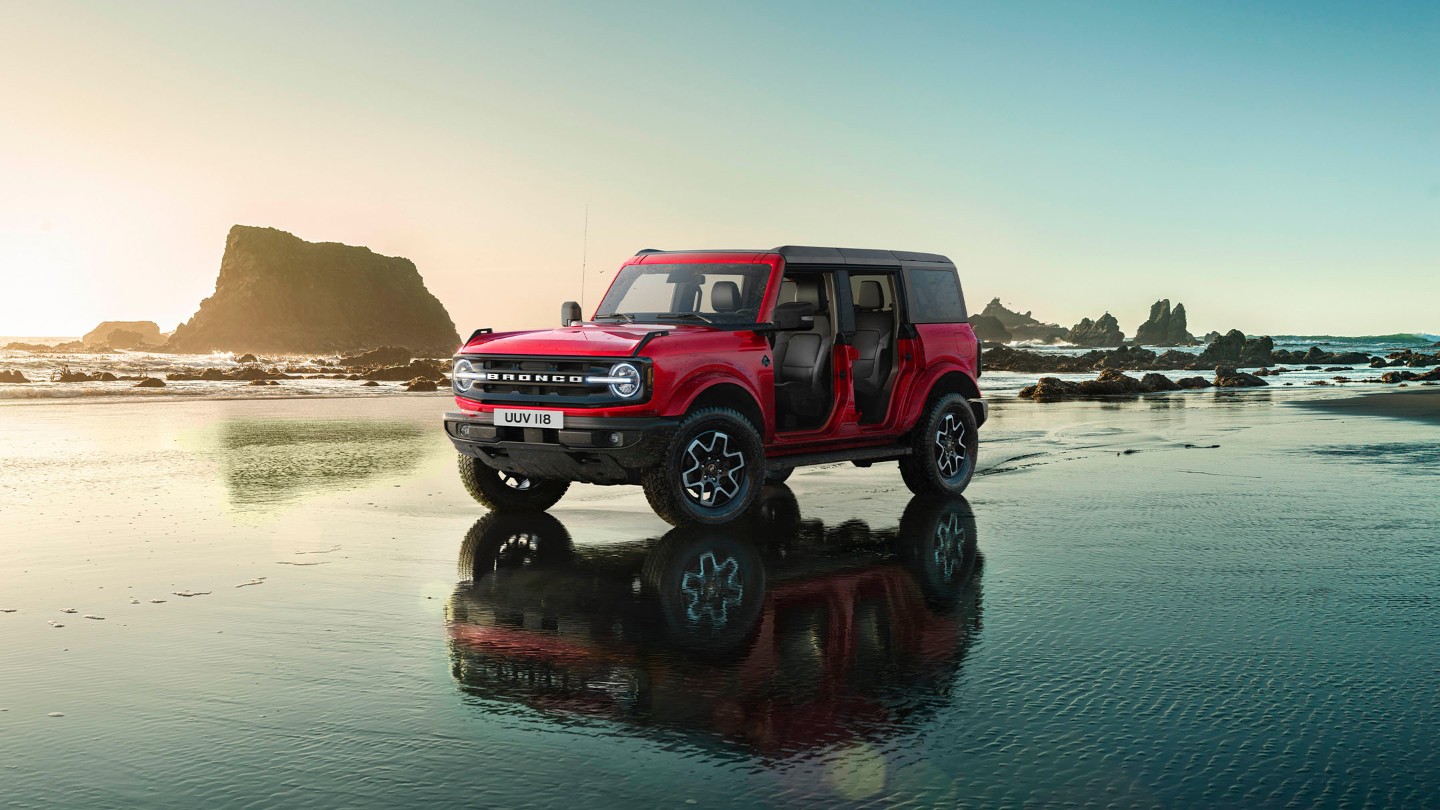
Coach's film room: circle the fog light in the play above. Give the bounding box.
[460,424,473,437]
[608,432,623,446]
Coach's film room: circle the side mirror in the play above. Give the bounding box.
[561,301,583,326]
[770,301,816,331]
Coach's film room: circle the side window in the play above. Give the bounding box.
[904,268,967,323]
[849,274,894,311]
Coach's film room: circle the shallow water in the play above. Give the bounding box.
[1,393,1437,808]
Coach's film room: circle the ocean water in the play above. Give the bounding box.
[2,393,1437,808]
[1,334,1435,401]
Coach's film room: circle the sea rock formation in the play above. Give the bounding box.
[0,370,29,383]
[1067,313,1125,347]
[978,299,1068,343]
[340,346,413,367]
[1133,300,1196,346]
[165,226,460,355]
[83,321,162,348]
[1214,366,1268,387]
[967,315,1012,344]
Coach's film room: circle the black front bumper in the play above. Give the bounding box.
[444,412,677,486]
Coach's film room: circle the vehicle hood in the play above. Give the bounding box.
[460,323,703,357]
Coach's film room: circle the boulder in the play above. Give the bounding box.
[967,315,1011,344]
[1133,299,1196,346]
[135,377,166,388]
[1139,373,1180,392]
[361,380,381,387]
[1176,376,1213,389]
[977,298,1068,343]
[237,353,258,364]
[0,370,30,383]
[404,378,439,392]
[1018,377,1081,402]
[1381,370,1416,384]
[1067,313,1125,347]
[164,225,460,355]
[340,345,413,367]
[1077,368,1144,395]
[1214,366,1268,387]
[82,321,162,348]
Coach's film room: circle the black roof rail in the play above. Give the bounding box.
[774,245,954,266]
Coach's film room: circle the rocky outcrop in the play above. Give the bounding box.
[340,346,413,367]
[165,226,459,355]
[0,370,29,383]
[968,315,1011,344]
[1067,313,1124,347]
[1133,300,1196,346]
[135,377,166,388]
[1018,369,1188,401]
[83,321,162,348]
[1214,366,1267,387]
[977,299,1068,343]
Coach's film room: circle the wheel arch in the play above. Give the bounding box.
[924,369,981,403]
[677,379,766,432]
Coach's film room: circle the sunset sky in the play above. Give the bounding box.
[1,1,1436,339]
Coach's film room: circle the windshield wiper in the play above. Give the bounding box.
[594,313,637,323]
[654,312,715,325]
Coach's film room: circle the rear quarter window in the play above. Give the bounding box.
[904,268,968,323]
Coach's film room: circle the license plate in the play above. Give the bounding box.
[494,408,565,429]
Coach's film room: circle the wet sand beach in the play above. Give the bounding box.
[2,389,1437,808]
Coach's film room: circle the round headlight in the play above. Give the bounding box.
[453,359,475,394]
[608,362,642,399]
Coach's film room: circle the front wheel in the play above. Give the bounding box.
[642,408,764,526]
[899,393,979,496]
[457,454,570,513]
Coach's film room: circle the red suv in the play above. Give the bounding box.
[445,246,986,525]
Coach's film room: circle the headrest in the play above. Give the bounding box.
[779,280,798,303]
[791,279,823,308]
[711,281,741,313]
[856,280,883,309]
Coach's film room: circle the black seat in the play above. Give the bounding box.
[773,278,832,425]
[711,280,741,313]
[850,280,894,419]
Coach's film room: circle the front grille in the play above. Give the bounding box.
[456,355,646,407]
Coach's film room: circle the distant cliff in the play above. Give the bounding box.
[82,321,162,348]
[978,298,1068,343]
[165,226,459,355]
[1133,300,1197,346]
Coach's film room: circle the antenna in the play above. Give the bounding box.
[579,204,589,313]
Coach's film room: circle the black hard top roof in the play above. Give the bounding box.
[635,245,954,267]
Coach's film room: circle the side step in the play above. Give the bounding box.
[766,444,911,473]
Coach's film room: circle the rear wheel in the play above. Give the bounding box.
[457,454,570,512]
[642,408,764,526]
[899,393,978,496]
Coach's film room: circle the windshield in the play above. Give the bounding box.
[594,263,770,325]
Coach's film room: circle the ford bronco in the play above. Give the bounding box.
[445,246,986,525]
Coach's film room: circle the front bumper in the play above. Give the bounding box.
[444,411,677,486]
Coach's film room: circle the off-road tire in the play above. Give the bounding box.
[457,453,570,513]
[641,407,764,526]
[459,511,574,581]
[899,393,979,497]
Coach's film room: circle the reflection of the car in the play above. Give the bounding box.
[446,487,983,756]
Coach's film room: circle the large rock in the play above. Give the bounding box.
[968,315,1011,344]
[977,299,1068,343]
[82,321,162,348]
[0,370,29,383]
[165,226,460,355]
[1133,300,1196,346]
[1067,313,1125,347]
[1214,366,1268,387]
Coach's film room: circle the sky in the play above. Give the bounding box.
[1,0,1436,339]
